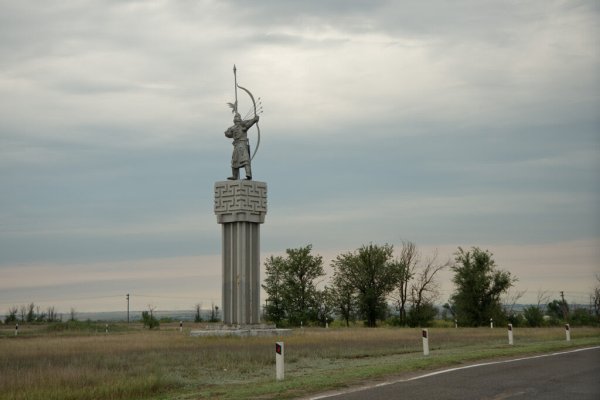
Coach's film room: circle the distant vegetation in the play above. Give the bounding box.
[262,243,600,328]
[3,247,599,329]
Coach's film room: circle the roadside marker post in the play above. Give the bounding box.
[508,324,513,345]
[105,324,108,334]
[275,342,284,381]
[179,321,183,332]
[454,319,458,329]
[565,324,571,342]
[422,329,429,356]
[490,318,494,329]
[15,323,18,336]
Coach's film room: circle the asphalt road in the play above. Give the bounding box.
[311,347,600,400]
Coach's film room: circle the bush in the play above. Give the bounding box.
[523,306,544,327]
[407,303,438,327]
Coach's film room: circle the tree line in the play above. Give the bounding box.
[3,303,64,323]
[262,243,600,328]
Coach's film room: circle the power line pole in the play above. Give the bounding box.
[126,293,130,324]
[560,291,568,320]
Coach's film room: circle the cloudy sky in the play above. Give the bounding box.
[1,0,598,314]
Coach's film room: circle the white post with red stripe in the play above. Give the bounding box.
[275,342,284,380]
[565,324,571,342]
[507,324,513,345]
[422,329,429,356]
[15,323,18,336]
[179,321,183,332]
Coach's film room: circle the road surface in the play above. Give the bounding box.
[310,347,600,400]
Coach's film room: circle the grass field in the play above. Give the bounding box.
[1,323,599,399]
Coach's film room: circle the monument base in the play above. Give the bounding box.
[190,324,291,337]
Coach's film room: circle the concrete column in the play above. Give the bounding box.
[215,180,267,326]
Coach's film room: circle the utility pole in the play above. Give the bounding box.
[560,291,568,321]
[126,293,130,324]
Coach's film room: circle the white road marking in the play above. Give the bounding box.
[308,346,600,400]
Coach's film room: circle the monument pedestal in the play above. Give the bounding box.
[214,180,267,325]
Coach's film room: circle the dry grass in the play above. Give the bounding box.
[0,324,599,400]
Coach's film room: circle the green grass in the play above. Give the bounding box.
[0,324,598,400]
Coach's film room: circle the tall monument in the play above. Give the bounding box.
[215,65,266,326]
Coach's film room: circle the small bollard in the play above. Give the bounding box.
[565,324,571,342]
[508,324,513,345]
[422,329,429,356]
[490,318,494,329]
[105,324,108,334]
[15,323,18,336]
[454,319,458,328]
[179,321,183,332]
[275,342,284,380]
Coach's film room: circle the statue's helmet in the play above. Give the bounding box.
[233,113,242,123]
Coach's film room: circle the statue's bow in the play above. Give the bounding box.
[236,83,260,161]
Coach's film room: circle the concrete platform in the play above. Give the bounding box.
[190,324,292,337]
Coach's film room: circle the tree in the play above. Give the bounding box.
[4,307,18,323]
[262,245,325,326]
[332,243,398,327]
[408,251,448,327]
[19,305,26,322]
[522,290,549,327]
[591,275,600,320]
[142,305,159,329]
[390,242,417,326]
[315,286,335,327]
[262,255,287,324]
[547,299,569,322]
[141,311,160,329]
[46,306,58,322]
[194,303,203,323]
[26,303,35,322]
[331,271,358,327]
[449,247,515,326]
[523,305,544,327]
[209,303,220,322]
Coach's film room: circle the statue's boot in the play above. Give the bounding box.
[227,168,239,180]
[245,164,252,180]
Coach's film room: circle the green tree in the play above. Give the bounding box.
[262,245,325,326]
[4,307,18,323]
[332,243,398,327]
[26,303,35,322]
[262,255,287,324]
[315,286,335,327]
[547,299,569,322]
[449,247,515,326]
[141,310,159,329]
[331,271,358,327]
[194,303,203,323]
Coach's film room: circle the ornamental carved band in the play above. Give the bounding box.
[214,180,267,224]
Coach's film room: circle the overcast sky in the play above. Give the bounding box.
[1,0,598,313]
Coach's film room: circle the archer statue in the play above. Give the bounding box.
[225,65,262,180]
